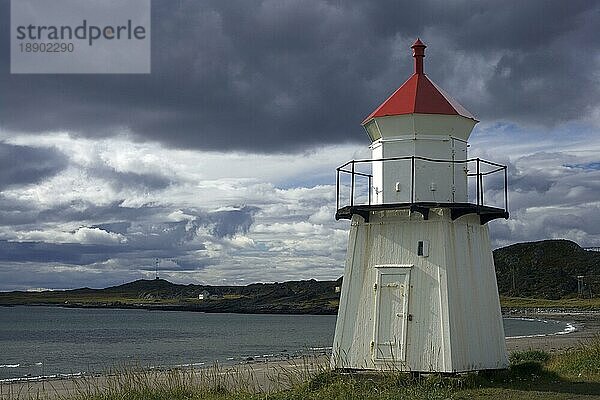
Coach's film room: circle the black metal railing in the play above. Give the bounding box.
[336,156,508,213]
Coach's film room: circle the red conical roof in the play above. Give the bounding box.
[362,39,475,125]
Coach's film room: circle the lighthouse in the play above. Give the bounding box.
[331,40,509,372]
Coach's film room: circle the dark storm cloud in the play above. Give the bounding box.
[136,257,215,272]
[38,201,159,224]
[510,172,554,194]
[90,165,173,191]
[0,264,145,291]
[92,221,132,235]
[0,206,258,265]
[505,158,555,194]
[208,206,259,238]
[565,162,600,171]
[0,200,161,227]
[0,195,40,225]
[0,142,67,189]
[1,0,597,152]
[0,241,118,264]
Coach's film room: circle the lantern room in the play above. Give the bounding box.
[363,39,477,205]
[335,40,508,224]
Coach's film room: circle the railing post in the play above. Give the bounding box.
[350,161,355,207]
[411,156,415,203]
[480,170,484,206]
[368,175,372,206]
[476,158,480,207]
[336,168,340,211]
[504,166,508,212]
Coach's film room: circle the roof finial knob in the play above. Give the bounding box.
[411,38,427,75]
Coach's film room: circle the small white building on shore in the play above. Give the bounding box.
[198,290,210,300]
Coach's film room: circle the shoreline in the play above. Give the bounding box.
[0,302,339,315]
[505,311,599,353]
[3,301,600,316]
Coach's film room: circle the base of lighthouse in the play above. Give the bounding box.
[331,208,508,372]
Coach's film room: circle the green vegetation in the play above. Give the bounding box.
[267,342,600,399]
[501,296,600,310]
[5,337,600,400]
[494,239,600,299]
[549,338,600,381]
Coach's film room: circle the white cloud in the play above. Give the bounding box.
[166,209,195,222]
[73,227,127,245]
[222,235,255,249]
[308,205,335,224]
[14,227,126,245]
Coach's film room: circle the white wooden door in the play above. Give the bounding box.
[373,267,410,361]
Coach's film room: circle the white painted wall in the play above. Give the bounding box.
[331,209,507,372]
[370,136,468,204]
[366,114,477,142]
[366,113,474,205]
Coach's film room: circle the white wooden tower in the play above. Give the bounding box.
[331,40,510,372]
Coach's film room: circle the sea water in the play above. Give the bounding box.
[0,306,573,381]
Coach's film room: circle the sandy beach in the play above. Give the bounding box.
[505,311,600,353]
[2,311,598,399]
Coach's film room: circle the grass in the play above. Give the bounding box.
[500,296,600,310]
[0,294,182,306]
[548,338,600,380]
[3,337,600,400]
[4,291,600,312]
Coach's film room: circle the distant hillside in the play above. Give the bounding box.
[494,239,600,299]
[0,277,343,314]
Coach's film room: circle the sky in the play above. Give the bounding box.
[0,0,599,291]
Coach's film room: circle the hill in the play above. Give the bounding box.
[494,239,600,299]
[0,277,343,314]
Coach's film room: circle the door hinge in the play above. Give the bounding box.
[373,283,378,291]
